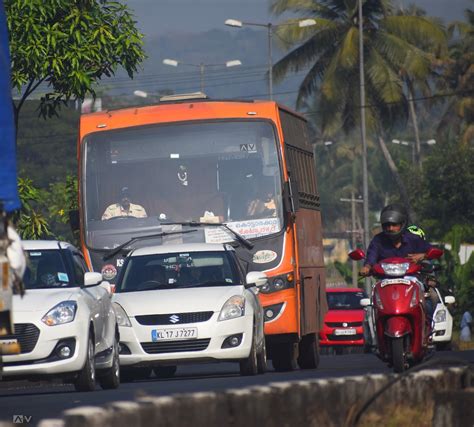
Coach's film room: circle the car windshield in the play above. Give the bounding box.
[116,250,241,293]
[24,250,73,289]
[83,120,283,250]
[327,291,367,310]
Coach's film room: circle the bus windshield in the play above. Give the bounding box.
[83,120,283,250]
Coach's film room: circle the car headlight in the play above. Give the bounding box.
[113,302,132,327]
[434,309,447,323]
[218,295,245,321]
[42,301,77,326]
[381,262,410,276]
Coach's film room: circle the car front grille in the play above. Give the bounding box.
[326,334,363,341]
[135,311,214,325]
[2,323,40,353]
[141,338,211,354]
[325,321,363,328]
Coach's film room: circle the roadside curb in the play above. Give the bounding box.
[36,366,472,427]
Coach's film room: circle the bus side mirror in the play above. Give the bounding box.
[69,209,79,232]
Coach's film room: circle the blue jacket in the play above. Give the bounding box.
[365,230,432,266]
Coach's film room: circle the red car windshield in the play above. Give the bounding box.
[327,291,366,310]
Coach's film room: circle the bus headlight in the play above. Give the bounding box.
[258,273,294,294]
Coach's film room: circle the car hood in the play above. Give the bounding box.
[12,288,77,312]
[113,286,244,316]
[325,309,365,322]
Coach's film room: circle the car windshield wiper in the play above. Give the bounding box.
[161,221,254,250]
[103,229,197,261]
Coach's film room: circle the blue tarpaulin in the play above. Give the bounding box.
[0,2,19,213]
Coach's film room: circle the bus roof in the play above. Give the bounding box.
[79,98,307,139]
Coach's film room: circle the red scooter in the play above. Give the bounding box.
[349,247,443,373]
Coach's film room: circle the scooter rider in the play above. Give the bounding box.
[359,204,432,277]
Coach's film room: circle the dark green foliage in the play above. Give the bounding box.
[5,0,146,122]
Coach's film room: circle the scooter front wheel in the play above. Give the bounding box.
[391,337,406,373]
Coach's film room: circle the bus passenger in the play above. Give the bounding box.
[102,187,147,220]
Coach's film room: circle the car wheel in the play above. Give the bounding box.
[271,342,297,372]
[153,366,177,379]
[120,367,152,382]
[256,336,267,374]
[239,329,258,376]
[74,335,96,392]
[297,333,320,369]
[98,337,120,390]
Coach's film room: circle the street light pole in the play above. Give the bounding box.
[225,18,316,100]
[163,58,241,92]
[358,0,370,294]
[267,23,273,100]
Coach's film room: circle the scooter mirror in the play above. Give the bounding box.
[360,298,371,307]
[444,296,455,305]
[349,248,366,261]
[425,247,444,260]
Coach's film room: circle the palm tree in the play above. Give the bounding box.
[438,8,474,145]
[270,0,447,137]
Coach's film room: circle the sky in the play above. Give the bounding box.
[127,0,472,36]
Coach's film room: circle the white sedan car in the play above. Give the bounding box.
[112,243,267,379]
[432,288,455,350]
[1,240,120,391]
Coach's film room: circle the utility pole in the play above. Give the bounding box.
[340,195,364,287]
[358,0,371,295]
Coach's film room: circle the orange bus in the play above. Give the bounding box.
[76,93,327,370]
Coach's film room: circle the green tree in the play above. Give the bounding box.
[14,177,51,239]
[438,8,474,145]
[418,141,474,240]
[5,0,146,129]
[270,0,446,135]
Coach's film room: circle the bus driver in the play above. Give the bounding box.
[102,187,147,220]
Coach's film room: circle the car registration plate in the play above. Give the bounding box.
[0,338,18,346]
[334,328,357,336]
[151,327,197,341]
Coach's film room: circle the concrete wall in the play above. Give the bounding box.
[31,367,472,427]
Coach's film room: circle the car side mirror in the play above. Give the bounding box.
[360,298,371,307]
[245,271,267,288]
[444,296,455,305]
[84,272,103,287]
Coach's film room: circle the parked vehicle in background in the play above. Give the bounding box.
[432,288,455,350]
[1,241,120,391]
[112,242,267,379]
[75,92,327,371]
[319,287,367,354]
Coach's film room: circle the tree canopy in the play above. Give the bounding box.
[6,0,146,126]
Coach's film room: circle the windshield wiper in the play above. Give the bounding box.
[103,229,197,261]
[161,221,254,250]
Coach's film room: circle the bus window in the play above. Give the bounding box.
[83,120,283,249]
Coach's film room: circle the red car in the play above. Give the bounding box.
[319,287,367,354]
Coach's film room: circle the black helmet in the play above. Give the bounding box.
[380,204,407,241]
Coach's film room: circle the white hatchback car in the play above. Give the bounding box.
[112,243,267,379]
[1,241,120,391]
[432,288,455,350]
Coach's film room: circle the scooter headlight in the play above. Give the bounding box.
[434,309,446,323]
[381,262,410,276]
